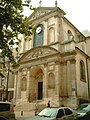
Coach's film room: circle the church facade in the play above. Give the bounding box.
[13,6,90,110]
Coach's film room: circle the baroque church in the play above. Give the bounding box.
[1,2,90,111]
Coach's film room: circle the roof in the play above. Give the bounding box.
[44,106,72,109]
[79,103,90,105]
[0,101,11,104]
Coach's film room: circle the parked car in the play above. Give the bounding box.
[24,107,78,120]
[76,103,90,119]
[0,116,8,120]
[0,101,16,120]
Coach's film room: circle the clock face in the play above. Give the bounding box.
[36,26,42,33]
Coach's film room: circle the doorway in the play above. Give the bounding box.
[38,82,43,99]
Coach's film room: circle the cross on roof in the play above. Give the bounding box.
[39,0,42,7]
[55,0,58,7]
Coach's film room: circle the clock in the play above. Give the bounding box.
[36,26,42,33]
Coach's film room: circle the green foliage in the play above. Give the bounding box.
[0,0,33,64]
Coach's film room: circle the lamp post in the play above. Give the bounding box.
[6,61,10,101]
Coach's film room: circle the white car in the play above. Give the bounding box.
[76,103,90,118]
[25,107,78,120]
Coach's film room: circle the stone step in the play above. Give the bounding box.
[15,101,46,112]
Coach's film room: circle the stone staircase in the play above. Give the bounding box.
[14,98,59,114]
[14,100,46,112]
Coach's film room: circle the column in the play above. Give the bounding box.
[43,64,48,98]
[17,69,22,99]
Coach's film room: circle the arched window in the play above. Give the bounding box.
[80,60,86,81]
[34,24,44,47]
[48,73,55,89]
[48,27,55,44]
[21,77,27,91]
[67,30,74,40]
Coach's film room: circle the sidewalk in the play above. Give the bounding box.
[15,110,35,117]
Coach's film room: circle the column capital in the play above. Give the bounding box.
[55,61,60,65]
[44,63,48,68]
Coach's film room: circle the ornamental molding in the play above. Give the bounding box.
[60,55,76,64]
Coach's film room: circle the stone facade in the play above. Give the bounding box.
[3,6,90,111]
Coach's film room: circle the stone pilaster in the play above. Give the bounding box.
[13,72,18,99]
[67,61,72,96]
[17,69,22,99]
[43,64,48,98]
[55,16,59,42]
[55,62,60,96]
[26,68,30,101]
[44,20,48,45]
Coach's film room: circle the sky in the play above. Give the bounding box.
[23,0,90,32]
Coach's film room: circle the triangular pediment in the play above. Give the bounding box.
[28,7,55,21]
[28,7,65,22]
[19,46,59,63]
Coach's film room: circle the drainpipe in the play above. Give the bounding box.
[86,57,90,99]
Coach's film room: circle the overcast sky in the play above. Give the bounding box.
[23,0,90,32]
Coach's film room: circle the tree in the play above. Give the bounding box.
[0,0,34,64]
